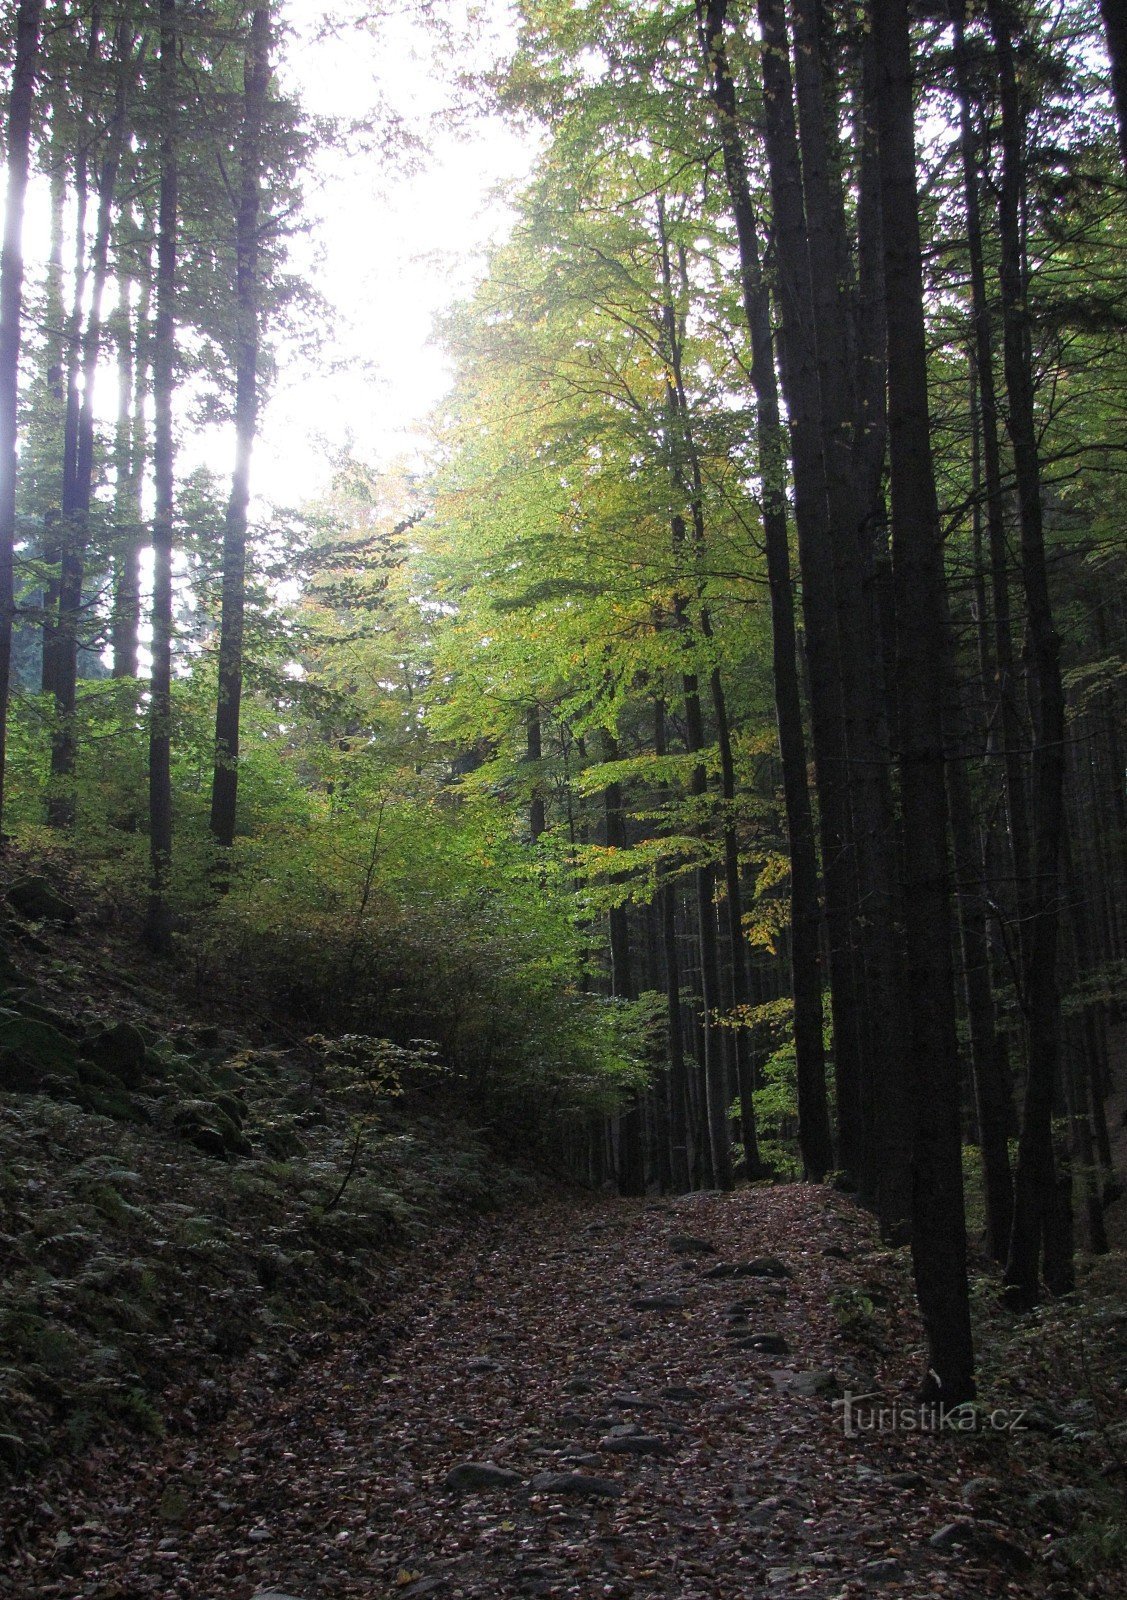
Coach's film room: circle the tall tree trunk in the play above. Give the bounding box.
[655,198,766,1180]
[873,0,975,1401]
[672,584,734,1192]
[946,655,1014,1262]
[655,697,692,1192]
[953,11,1033,976]
[604,728,644,1195]
[526,702,545,841]
[43,17,98,702]
[782,0,910,1227]
[145,0,178,953]
[49,11,133,828]
[0,0,44,835]
[112,227,150,680]
[210,2,270,857]
[988,0,1073,1301]
[697,0,838,1185]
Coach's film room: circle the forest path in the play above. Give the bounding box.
[4,1184,1048,1600]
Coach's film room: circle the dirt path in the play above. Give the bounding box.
[1,1186,1057,1599]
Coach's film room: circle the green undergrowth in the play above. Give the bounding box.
[0,858,547,1477]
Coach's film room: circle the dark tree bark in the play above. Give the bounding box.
[0,0,44,834]
[988,0,1073,1302]
[1099,0,1127,171]
[781,0,910,1230]
[697,0,833,1180]
[945,644,1014,1263]
[873,0,975,1401]
[697,0,838,1185]
[210,2,271,856]
[145,0,178,954]
[952,12,1033,974]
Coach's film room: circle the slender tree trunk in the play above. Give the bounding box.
[873,0,975,1401]
[604,729,644,1195]
[697,0,836,1184]
[43,18,98,702]
[655,697,692,1192]
[988,0,1073,1302]
[946,663,1014,1262]
[0,0,44,835]
[953,12,1033,975]
[527,702,545,841]
[112,233,150,680]
[210,2,270,857]
[672,586,734,1191]
[145,0,178,953]
[655,199,766,1180]
[49,12,133,828]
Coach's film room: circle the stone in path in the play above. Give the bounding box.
[444,1462,523,1493]
[529,1471,623,1498]
[668,1235,717,1255]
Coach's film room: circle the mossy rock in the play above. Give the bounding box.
[257,1120,307,1159]
[0,1013,79,1092]
[76,1060,127,1092]
[74,1082,147,1123]
[12,996,75,1028]
[40,1068,82,1100]
[0,946,25,992]
[209,1064,246,1092]
[7,876,77,924]
[149,1051,209,1093]
[80,1023,148,1089]
[212,1091,247,1127]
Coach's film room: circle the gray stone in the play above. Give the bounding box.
[668,1235,717,1255]
[929,1520,977,1552]
[704,1257,790,1280]
[661,1386,702,1401]
[737,1331,790,1355]
[529,1471,623,1498]
[630,1293,690,1310]
[961,1476,1003,1509]
[598,1433,668,1455]
[862,1559,903,1581]
[788,1369,839,1398]
[740,1257,791,1278]
[443,1462,523,1493]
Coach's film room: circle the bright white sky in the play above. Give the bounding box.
[258,0,534,507]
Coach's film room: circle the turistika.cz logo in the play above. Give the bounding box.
[833,1390,1028,1436]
